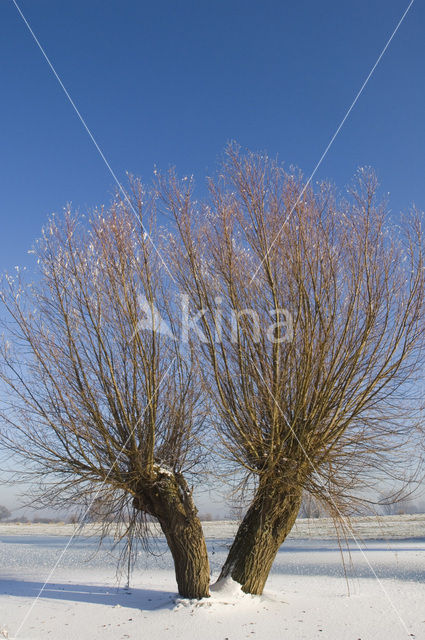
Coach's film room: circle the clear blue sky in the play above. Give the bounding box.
[0,0,424,515]
[0,0,424,272]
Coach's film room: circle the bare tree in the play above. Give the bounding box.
[0,505,11,521]
[1,147,424,599]
[161,145,425,594]
[298,494,323,519]
[378,491,416,515]
[0,188,210,598]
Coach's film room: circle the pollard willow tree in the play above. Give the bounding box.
[1,147,424,599]
[0,188,210,598]
[161,145,425,594]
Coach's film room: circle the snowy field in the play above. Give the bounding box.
[0,515,424,639]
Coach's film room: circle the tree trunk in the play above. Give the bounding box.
[133,469,210,599]
[218,480,303,594]
[159,509,209,599]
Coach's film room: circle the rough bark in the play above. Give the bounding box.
[133,469,210,599]
[218,479,303,594]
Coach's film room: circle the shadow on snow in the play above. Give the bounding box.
[0,579,176,610]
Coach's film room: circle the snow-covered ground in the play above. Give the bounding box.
[2,512,424,539]
[0,515,424,639]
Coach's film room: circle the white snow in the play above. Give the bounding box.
[0,515,424,639]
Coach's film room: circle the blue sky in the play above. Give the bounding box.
[1,0,424,272]
[0,0,424,514]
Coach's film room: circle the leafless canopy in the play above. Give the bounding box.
[162,145,425,515]
[0,185,205,527]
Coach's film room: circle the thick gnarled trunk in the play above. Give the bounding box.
[218,480,303,594]
[134,469,210,599]
[160,510,209,598]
